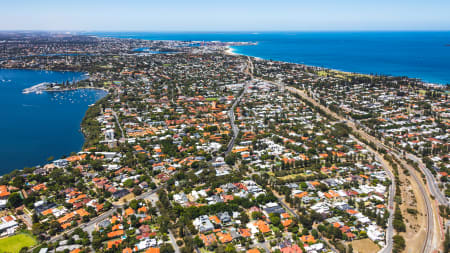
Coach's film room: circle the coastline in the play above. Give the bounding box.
[224,46,236,56]
[45,86,110,93]
[83,31,450,85]
[227,46,447,88]
[15,69,110,94]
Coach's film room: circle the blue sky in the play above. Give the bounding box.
[2,0,450,31]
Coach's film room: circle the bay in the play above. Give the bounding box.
[0,69,107,173]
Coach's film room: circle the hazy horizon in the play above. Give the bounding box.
[2,0,450,31]
[1,30,450,32]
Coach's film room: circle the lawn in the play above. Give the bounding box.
[0,233,37,253]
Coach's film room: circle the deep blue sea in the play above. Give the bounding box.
[86,31,450,85]
[0,69,107,172]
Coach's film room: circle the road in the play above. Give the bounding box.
[351,136,396,253]
[112,110,125,138]
[47,185,162,243]
[266,81,439,253]
[271,191,299,219]
[225,83,249,156]
[394,154,435,253]
[44,58,251,249]
[224,59,252,156]
[350,130,437,253]
[168,230,181,253]
[405,152,448,206]
[48,207,116,243]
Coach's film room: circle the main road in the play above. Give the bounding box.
[224,82,249,156]
[266,80,439,253]
[224,59,252,156]
[404,152,448,206]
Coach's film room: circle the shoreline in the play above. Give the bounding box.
[224,46,236,56]
[45,86,110,93]
[225,47,448,87]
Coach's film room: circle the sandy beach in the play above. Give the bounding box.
[224,46,237,56]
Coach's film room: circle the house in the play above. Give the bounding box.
[193,215,214,233]
[96,219,111,229]
[136,238,158,250]
[113,189,130,199]
[200,234,217,247]
[0,186,10,200]
[280,244,302,253]
[108,230,124,238]
[254,220,271,234]
[144,248,160,253]
[304,243,324,252]
[218,211,231,224]
[53,159,69,168]
[216,232,233,243]
[173,193,189,205]
[300,235,316,244]
[239,228,252,238]
[0,215,18,235]
[262,202,285,214]
[367,224,384,242]
[0,200,7,209]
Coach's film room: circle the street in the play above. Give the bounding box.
[269,80,440,253]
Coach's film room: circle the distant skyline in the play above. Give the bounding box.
[2,0,450,31]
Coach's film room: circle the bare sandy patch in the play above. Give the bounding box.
[347,238,380,253]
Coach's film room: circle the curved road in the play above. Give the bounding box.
[267,80,439,253]
[405,152,448,206]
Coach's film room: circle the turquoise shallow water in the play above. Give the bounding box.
[0,69,107,172]
[87,31,450,85]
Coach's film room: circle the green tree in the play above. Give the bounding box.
[8,192,22,208]
[239,211,249,224]
[225,153,239,166]
[393,235,405,253]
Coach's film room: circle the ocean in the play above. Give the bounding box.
[87,31,450,85]
[0,69,107,173]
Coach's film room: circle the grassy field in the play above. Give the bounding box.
[0,233,37,253]
[317,69,373,80]
[277,173,311,181]
[113,193,135,206]
[347,238,380,253]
